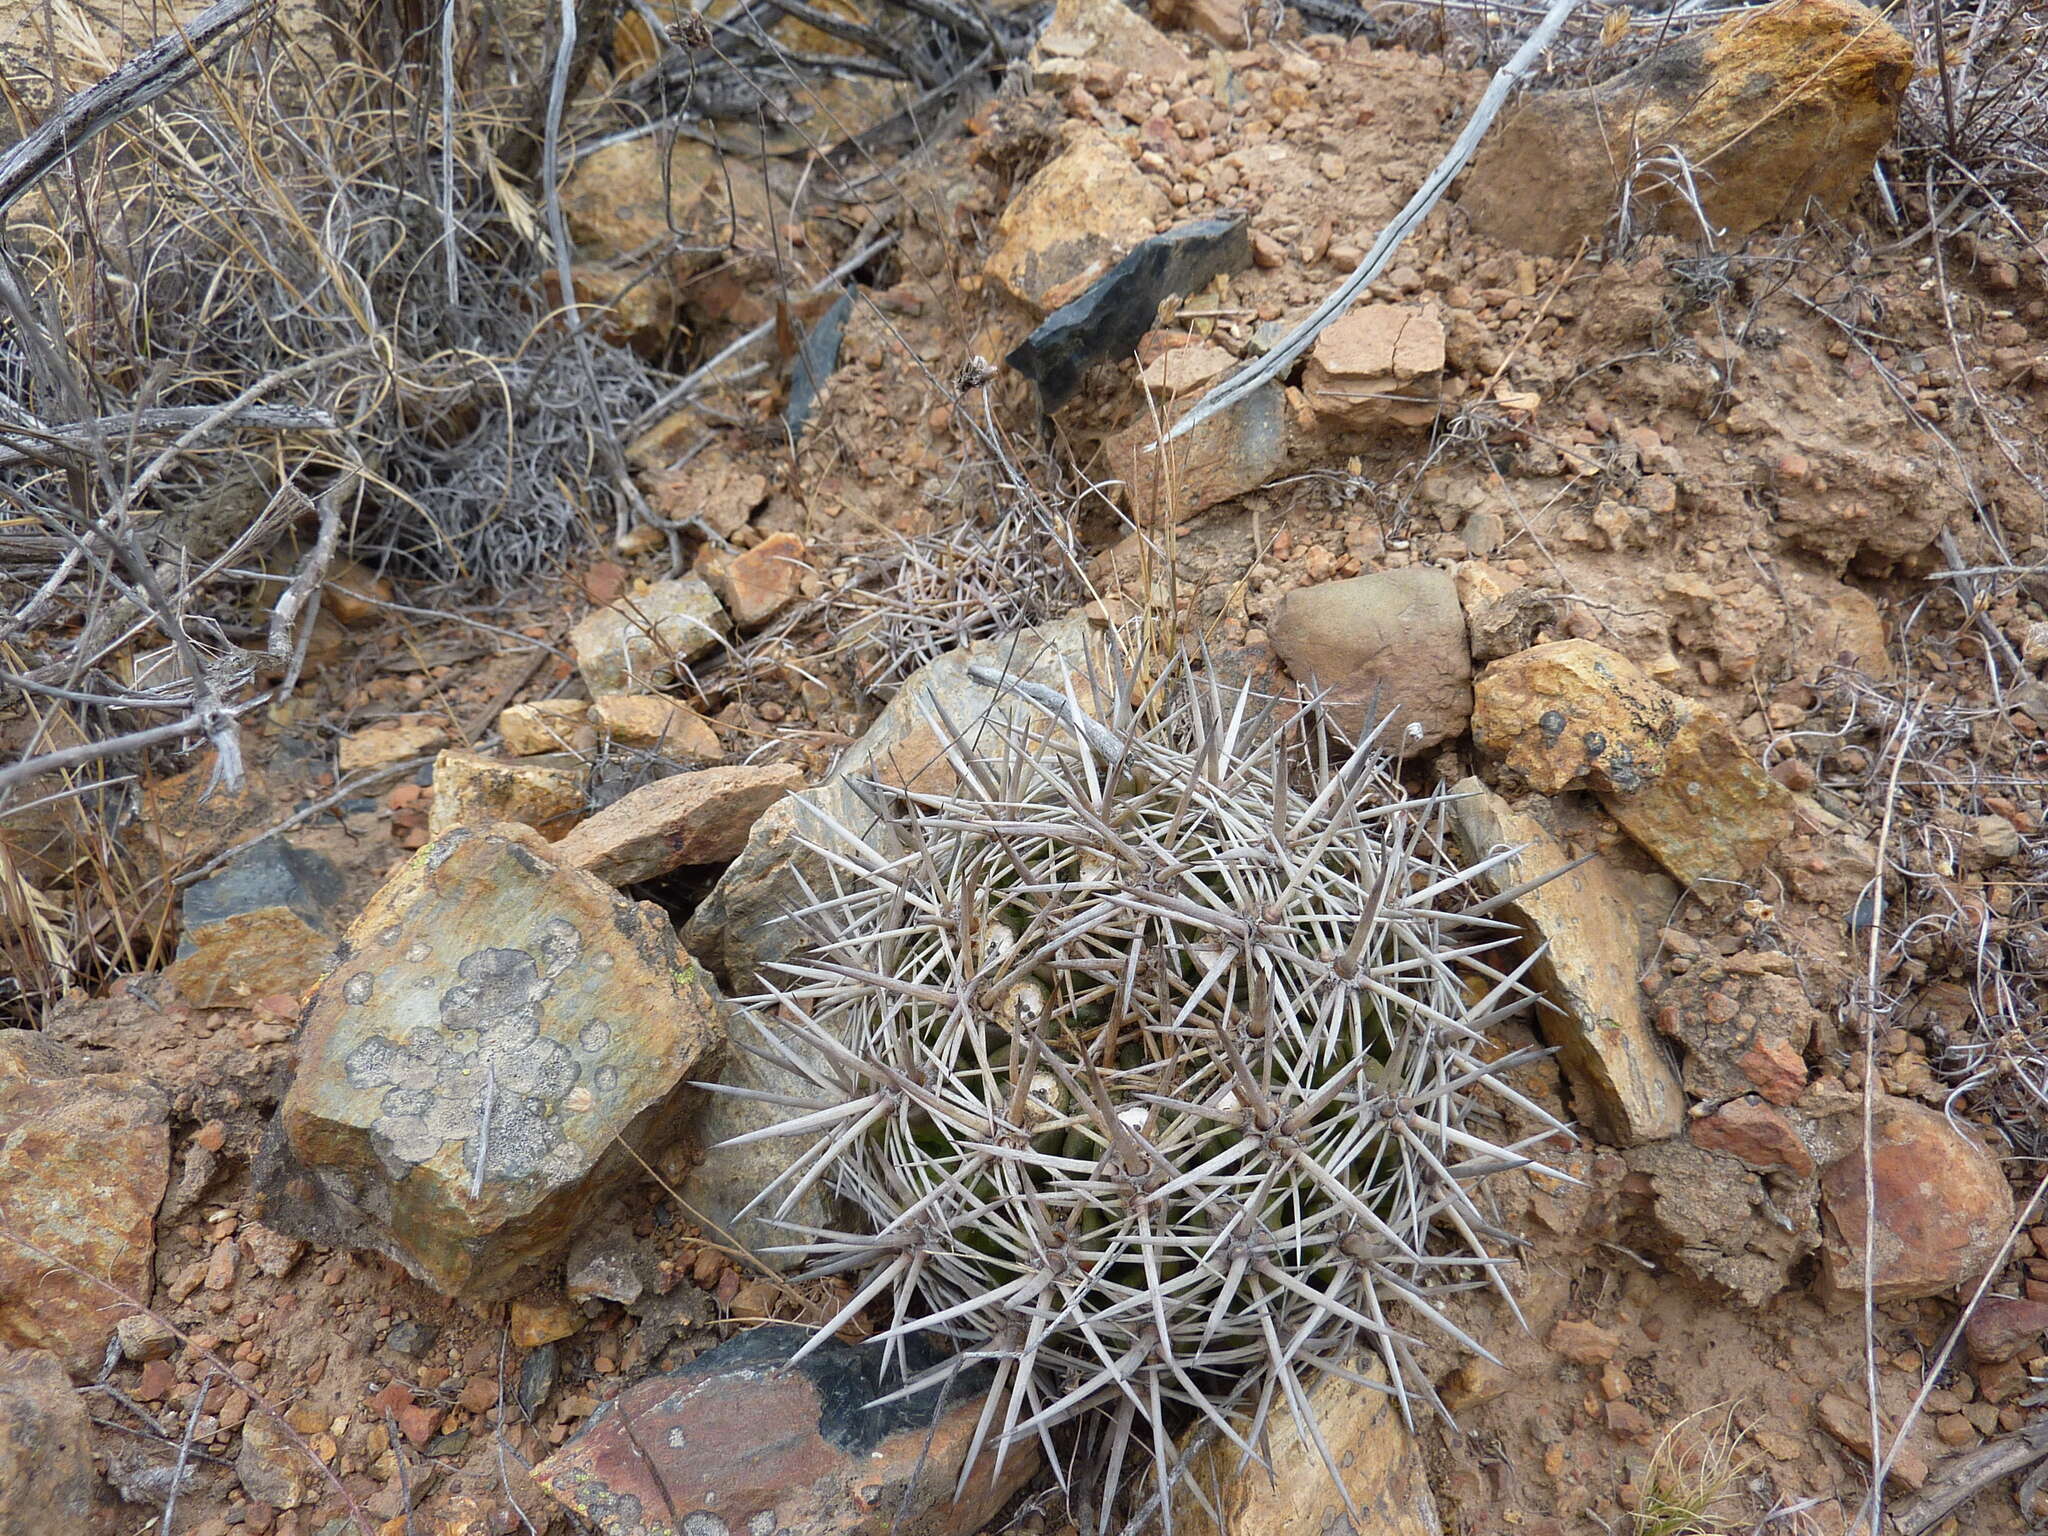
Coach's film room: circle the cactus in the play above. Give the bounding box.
[715,645,1565,1525]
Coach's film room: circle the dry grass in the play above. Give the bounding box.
[1632,1403,1760,1536]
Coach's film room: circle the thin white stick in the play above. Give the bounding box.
[1165,0,1586,444]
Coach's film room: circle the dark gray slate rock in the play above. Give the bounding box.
[1007,214,1251,410]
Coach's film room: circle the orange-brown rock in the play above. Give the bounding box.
[554,763,805,886]
[1301,304,1445,430]
[984,129,1169,311]
[427,749,587,841]
[1461,0,1913,256]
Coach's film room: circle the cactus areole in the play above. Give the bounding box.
[710,648,1565,1522]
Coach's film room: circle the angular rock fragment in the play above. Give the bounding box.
[0,1347,95,1535]
[166,838,345,1006]
[1652,950,1817,1106]
[703,530,810,628]
[552,763,805,886]
[338,719,449,773]
[1454,562,1561,663]
[427,749,588,841]
[1447,781,1684,1145]
[589,694,722,759]
[1472,640,1793,884]
[1300,303,1445,430]
[1007,214,1250,410]
[533,1325,1037,1536]
[237,1411,314,1510]
[1963,1297,2048,1365]
[1461,0,1914,255]
[569,576,730,695]
[1269,569,1472,752]
[1106,378,1287,520]
[499,699,596,757]
[256,822,723,1297]
[1031,0,1191,92]
[0,1044,168,1374]
[983,128,1170,312]
[1817,1097,2013,1304]
[1175,1359,1441,1536]
[1626,1135,1823,1307]
[784,289,852,438]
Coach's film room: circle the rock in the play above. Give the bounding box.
[0,1347,95,1535]
[0,1031,81,1084]
[1460,0,1914,256]
[1006,214,1250,410]
[1818,1098,2014,1304]
[1808,583,1891,680]
[1472,640,1793,884]
[983,128,1171,312]
[1031,0,1191,90]
[1269,569,1473,752]
[1446,782,1684,1145]
[682,618,1108,992]
[565,1229,657,1305]
[634,447,769,533]
[1546,1319,1621,1366]
[1627,1137,1820,1307]
[239,1223,305,1279]
[254,822,724,1298]
[551,764,805,886]
[1300,304,1445,430]
[705,531,809,628]
[1150,0,1245,47]
[532,1325,1038,1536]
[589,694,722,759]
[1454,563,1561,663]
[237,1410,313,1509]
[319,555,394,627]
[1691,1097,1813,1177]
[1106,379,1287,520]
[115,1313,175,1363]
[1813,1390,1928,1490]
[569,577,731,695]
[166,838,345,1007]
[1174,1359,1440,1536]
[550,260,676,356]
[499,700,596,757]
[1653,952,1817,1107]
[385,1320,439,1357]
[427,750,587,841]
[1964,1297,2048,1364]
[784,289,853,439]
[1138,342,1235,399]
[338,719,449,773]
[510,1297,581,1349]
[0,1047,168,1374]
[1962,813,2022,868]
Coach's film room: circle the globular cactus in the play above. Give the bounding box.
[716,645,1565,1525]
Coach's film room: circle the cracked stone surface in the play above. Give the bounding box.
[257,822,723,1298]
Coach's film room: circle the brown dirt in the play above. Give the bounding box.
[18,20,2048,1536]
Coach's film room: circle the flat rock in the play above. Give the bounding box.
[706,531,809,628]
[983,128,1170,313]
[0,1053,168,1374]
[1175,1359,1440,1536]
[532,1324,1038,1536]
[1472,640,1792,884]
[1007,214,1249,409]
[1139,341,1235,398]
[1300,303,1445,430]
[427,749,588,841]
[552,763,805,886]
[569,577,731,695]
[1818,1097,2013,1304]
[1151,0,1246,47]
[1447,781,1683,1145]
[1105,378,1287,520]
[0,1347,95,1535]
[1461,0,1913,255]
[338,719,449,773]
[1691,1097,1812,1177]
[1813,1389,1928,1490]
[589,694,722,759]
[499,700,595,757]
[256,822,724,1298]
[237,1410,313,1509]
[1270,569,1472,752]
